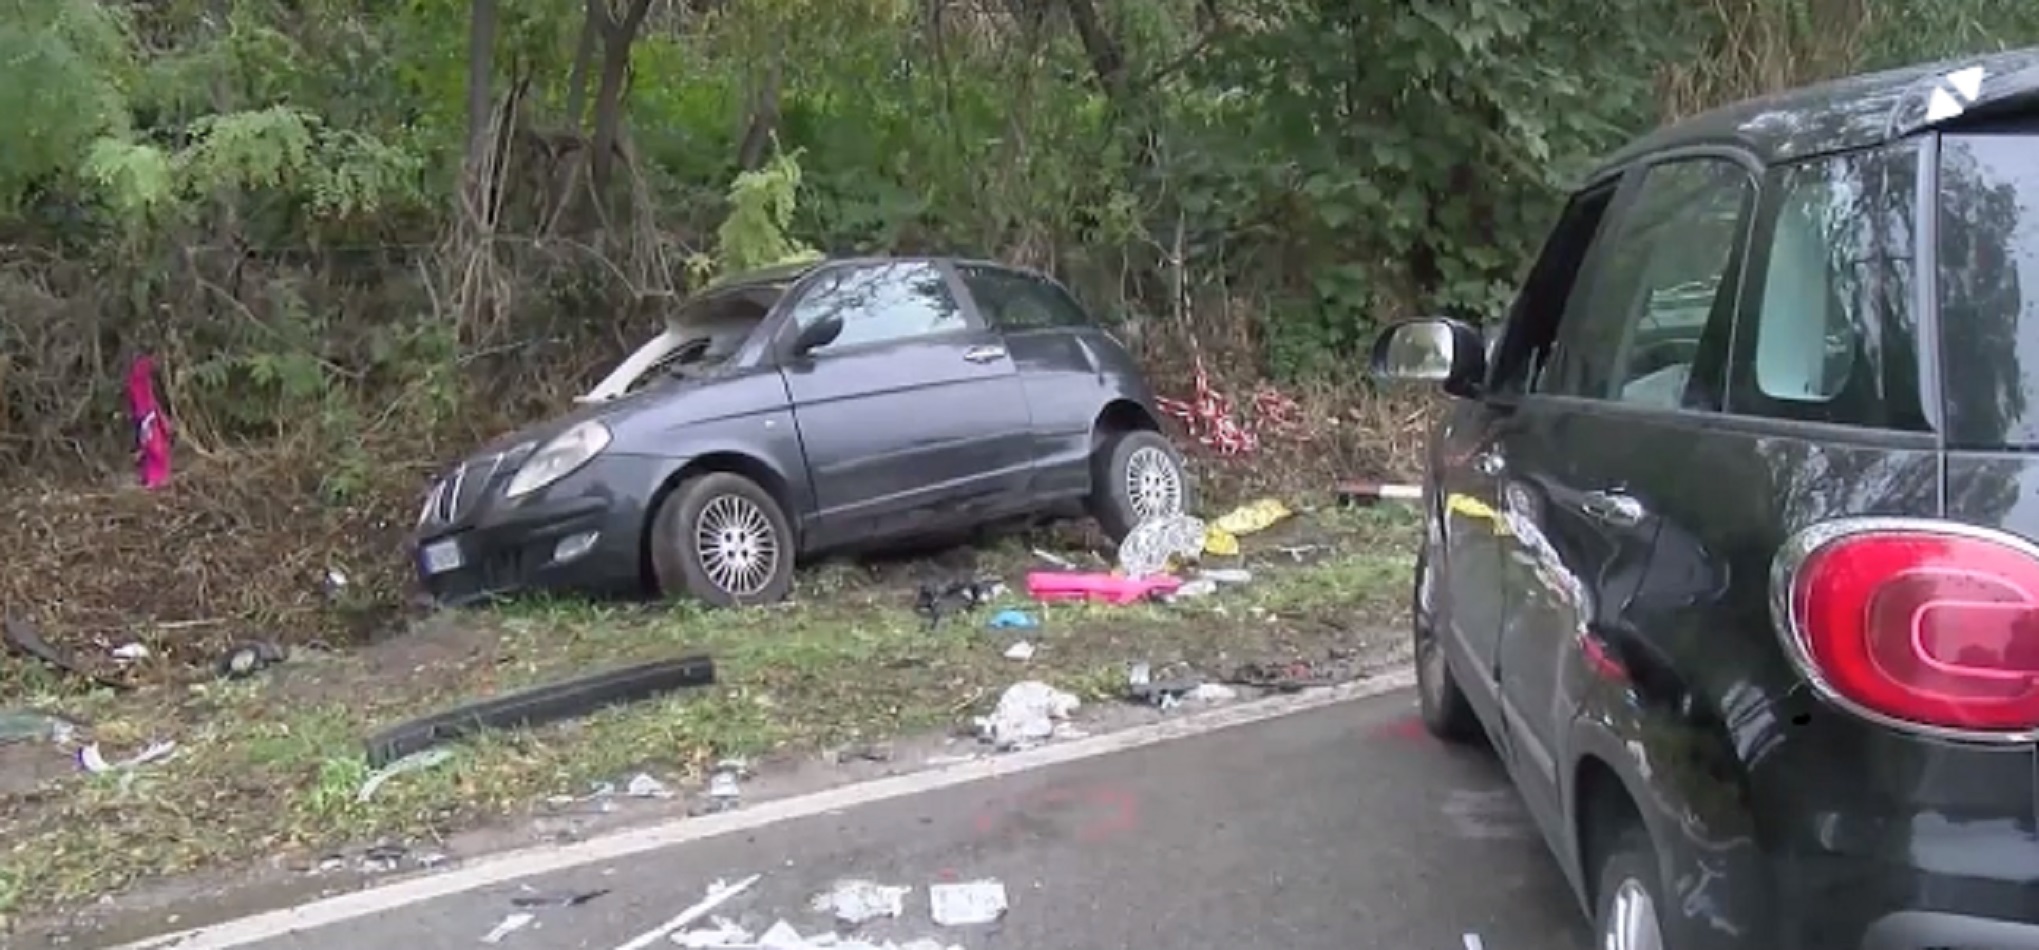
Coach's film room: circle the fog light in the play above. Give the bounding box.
[553,531,600,563]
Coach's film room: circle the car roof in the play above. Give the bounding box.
[1590,45,2039,181]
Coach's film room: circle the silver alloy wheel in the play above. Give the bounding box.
[694,493,780,597]
[1124,445,1184,521]
[1604,878,1664,950]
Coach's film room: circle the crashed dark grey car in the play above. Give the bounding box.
[411,256,1195,607]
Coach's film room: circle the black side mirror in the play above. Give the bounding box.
[1369,317,1488,398]
[792,313,844,356]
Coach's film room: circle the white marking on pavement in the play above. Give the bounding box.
[612,874,759,950]
[112,669,1415,950]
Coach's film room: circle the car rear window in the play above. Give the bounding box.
[1938,120,2039,447]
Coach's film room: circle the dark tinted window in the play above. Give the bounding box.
[1731,143,1926,430]
[1540,157,1753,410]
[958,267,1091,330]
[1938,124,2039,447]
[1486,184,1616,396]
[788,261,968,353]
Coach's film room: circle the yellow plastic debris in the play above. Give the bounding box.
[1211,498,1293,537]
[1203,525,1240,556]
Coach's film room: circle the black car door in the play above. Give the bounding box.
[1493,155,1760,833]
[777,260,1034,547]
[1431,183,1622,735]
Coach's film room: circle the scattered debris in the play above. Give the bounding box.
[1117,514,1208,578]
[1339,481,1424,506]
[1201,568,1253,585]
[482,912,535,944]
[1025,571,1179,605]
[0,709,77,745]
[4,611,131,691]
[1212,497,1294,536]
[127,353,173,489]
[628,773,676,799]
[1169,578,1218,600]
[929,880,1008,926]
[674,917,752,948]
[1030,548,1076,570]
[1002,641,1035,662]
[361,655,716,768]
[110,642,150,661]
[322,567,351,600]
[707,767,742,809]
[810,878,911,925]
[614,874,761,950]
[1462,934,1486,950]
[1188,683,1238,703]
[511,888,610,908]
[216,640,287,679]
[357,747,455,803]
[1275,544,1321,562]
[913,578,1002,630]
[79,739,176,774]
[975,681,1081,750]
[985,608,1037,630]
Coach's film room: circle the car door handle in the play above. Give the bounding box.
[1579,490,1646,527]
[1473,451,1505,476]
[963,345,1007,363]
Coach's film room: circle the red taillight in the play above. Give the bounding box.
[1778,522,2039,736]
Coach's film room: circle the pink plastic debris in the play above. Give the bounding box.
[1024,571,1180,605]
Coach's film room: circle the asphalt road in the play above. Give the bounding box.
[226,688,1590,950]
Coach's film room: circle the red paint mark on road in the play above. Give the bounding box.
[970,782,1141,844]
[1371,715,1428,743]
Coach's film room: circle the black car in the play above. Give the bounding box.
[1372,49,2039,950]
[412,256,1193,607]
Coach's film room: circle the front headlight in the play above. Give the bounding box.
[505,420,612,499]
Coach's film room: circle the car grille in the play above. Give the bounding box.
[421,452,512,528]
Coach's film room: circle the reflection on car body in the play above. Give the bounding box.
[410,256,1195,608]
[1374,46,2039,950]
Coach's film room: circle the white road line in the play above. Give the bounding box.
[114,669,1415,950]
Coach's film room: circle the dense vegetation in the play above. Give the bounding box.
[0,0,2035,660]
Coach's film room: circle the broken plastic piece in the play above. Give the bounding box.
[674,917,752,948]
[1188,683,1237,703]
[975,681,1080,749]
[929,880,1008,926]
[1170,578,1218,600]
[985,608,1037,630]
[217,640,287,679]
[810,879,910,925]
[111,643,150,661]
[357,747,454,802]
[628,773,675,798]
[511,888,609,908]
[79,739,175,773]
[1003,641,1035,661]
[1031,548,1076,569]
[1025,571,1180,605]
[1212,497,1293,535]
[1200,568,1252,585]
[708,769,742,806]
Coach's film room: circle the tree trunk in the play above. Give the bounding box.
[589,0,654,192]
[1058,0,1127,104]
[563,2,600,132]
[465,0,501,160]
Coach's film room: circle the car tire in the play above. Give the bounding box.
[1414,543,1482,743]
[1088,429,1196,541]
[1594,826,1673,950]
[649,472,796,607]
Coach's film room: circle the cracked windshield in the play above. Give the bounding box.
[7,1,2039,949]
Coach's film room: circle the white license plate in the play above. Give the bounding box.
[419,539,464,575]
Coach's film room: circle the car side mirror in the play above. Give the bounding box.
[792,313,844,356]
[1369,317,1487,398]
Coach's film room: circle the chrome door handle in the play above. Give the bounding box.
[963,345,1007,363]
[1579,490,1645,527]
[1473,452,1505,477]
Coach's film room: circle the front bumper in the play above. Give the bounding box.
[410,455,665,605]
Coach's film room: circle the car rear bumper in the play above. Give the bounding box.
[411,458,658,605]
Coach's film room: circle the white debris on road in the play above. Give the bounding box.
[928,881,1008,926]
[974,681,1080,750]
[481,912,534,944]
[675,919,966,950]
[810,879,911,925]
[612,874,761,950]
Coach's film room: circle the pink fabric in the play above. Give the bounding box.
[1025,571,1180,606]
[126,355,171,489]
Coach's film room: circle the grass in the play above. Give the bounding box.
[0,499,1419,922]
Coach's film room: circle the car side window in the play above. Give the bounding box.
[959,267,1090,331]
[1485,183,1619,397]
[1539,157,1754,410]
[788,261,969,354]
[1729,142,1926,431]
